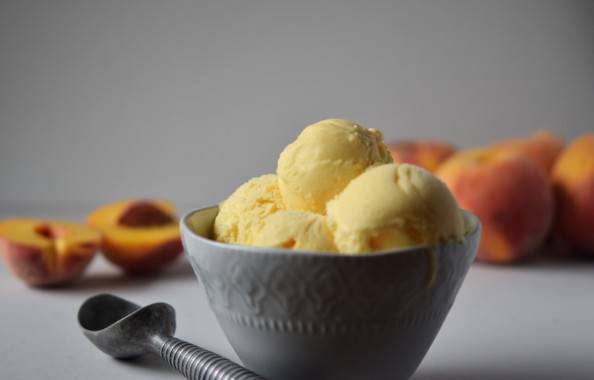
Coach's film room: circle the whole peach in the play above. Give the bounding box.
[388,140,456,173]
[491,131,564,174]
[437,148,554,264]
[551,134,594,254]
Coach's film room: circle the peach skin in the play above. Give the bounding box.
[388,140,456,173]
[0,219,100,286]
[551,134,594,255]
[491,131,564,174]
[87,199,183,273]
[437,148,554,264]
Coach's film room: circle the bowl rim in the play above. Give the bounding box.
[180,206,480,259]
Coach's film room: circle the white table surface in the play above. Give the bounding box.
[1,208,593,380]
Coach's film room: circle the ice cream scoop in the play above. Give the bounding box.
[277,119,392,213]
[327,163,465,254]
[78,293,262,380]
[214,174,284,245]
[252,210,337,252]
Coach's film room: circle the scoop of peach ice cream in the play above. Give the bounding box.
[277,119,392,214]
[252,211,337,253]
[327,163,465,254]
[214,174,284,245]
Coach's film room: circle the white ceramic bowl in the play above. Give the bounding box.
[180,206,480,380]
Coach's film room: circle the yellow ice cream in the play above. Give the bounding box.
[252,211,337,252]
[277,119,393,214]
[327,163,465,254]
[214,174,284,245]
[214,120,466,254]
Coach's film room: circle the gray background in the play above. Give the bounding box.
[1,0,594,210]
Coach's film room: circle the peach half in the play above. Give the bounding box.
[437,148,554,264]
[388,140,456,173]
[87,199,183,273]
[0,219,100,286]
[551,134,594,255]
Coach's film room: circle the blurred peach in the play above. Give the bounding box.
[491,131,564,174]
[0,219,100,286]
[388,140,456,173]
[87,199,183,273]
[438,148,554,264]
[551,134,594,255]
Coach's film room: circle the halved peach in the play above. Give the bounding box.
[0,219,100,286]
[87,199,183,273]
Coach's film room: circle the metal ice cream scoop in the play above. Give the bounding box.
[78,293,263,380]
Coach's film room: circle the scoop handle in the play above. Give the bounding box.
[159,337,264,380]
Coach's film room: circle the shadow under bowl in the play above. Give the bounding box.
[180,206,480,380]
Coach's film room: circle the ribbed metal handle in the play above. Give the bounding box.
[160,337,264,380]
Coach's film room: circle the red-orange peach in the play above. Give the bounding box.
[437,148,554,264]
[388,140,456,173]
[491,131,564,174]
[87,199,183,273]
[0,219,100,286]
[551,134,594,254]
